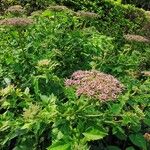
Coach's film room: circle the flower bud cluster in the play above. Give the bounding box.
[48,5,68,12]
[75,11,100,19]
[23,104,40,120]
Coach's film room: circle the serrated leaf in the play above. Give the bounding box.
[129,134,147,150]
[83,128,107,142]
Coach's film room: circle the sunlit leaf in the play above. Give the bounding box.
[83,128,107,142]
[47,141,71,150]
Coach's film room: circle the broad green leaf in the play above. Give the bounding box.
[144,119,150,126]
[107,146,121,150]
[129,134,147,150]
[83,128,107,142]
[40,94,49,104]
[126,147,135,150]
[2,101,10,107]
[109,103,122,115]
[13,145,32,150]
[113,126,126,140]
[47,142,71,150]
[64,87,77,100]
[2,129,26,145]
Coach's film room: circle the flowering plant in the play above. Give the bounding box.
[65,70,124,101]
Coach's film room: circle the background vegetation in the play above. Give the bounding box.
[0,0,150,150]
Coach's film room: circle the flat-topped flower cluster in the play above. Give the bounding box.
[0,17,33,26]
[6,5,25,14]
[0,5,33,27]
[65,70,124,101]
[124,34,150,43]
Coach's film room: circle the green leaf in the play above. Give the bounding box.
[64,87,77,100]
[2,129,26,145]
[42,10,53,17]
[47,142,71,150]
[109,103,122,115]
[126,147,135,150]
[144,118,150,126]
[21,123,32,130]
[129,133,147,150]
[0,121,10,131]
[13,145,32,150]
[107,146,121,150]
[40,94,49,104]
[113,126,126,140]
[83,128,107,142]
[24,87,30,95]
[2,101,10,108]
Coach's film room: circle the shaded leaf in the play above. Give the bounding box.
[129,133,147,150]
[107,146,121,150]
[126,147,135,150]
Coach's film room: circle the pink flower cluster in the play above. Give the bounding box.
[0,18,33,26]
[124,34,150,43]
[65,70,124,101]
[6,5,25,14]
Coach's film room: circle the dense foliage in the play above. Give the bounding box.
[122,0,150,10]
[0,1,150,150]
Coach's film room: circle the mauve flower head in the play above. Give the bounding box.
[6,5,25,14]
[124,34,150,43]
[65,70,124,101]
[0,17,33,27]
[75,11,100,19]
[48,5,68,12]
[31,10,42,17]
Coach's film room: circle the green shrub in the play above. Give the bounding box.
[0,2,150,150]
[0,77,150,149]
